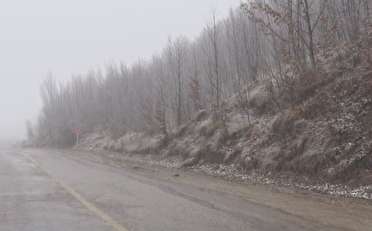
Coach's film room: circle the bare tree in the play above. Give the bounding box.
[26,120,34,142]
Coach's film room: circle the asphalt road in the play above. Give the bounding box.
[1,147,371,231]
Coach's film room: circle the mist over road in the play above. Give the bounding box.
[0,148,371,231]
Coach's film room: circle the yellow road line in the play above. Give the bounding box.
[26,155,129,231]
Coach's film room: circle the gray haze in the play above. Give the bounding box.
[0,0,240,140]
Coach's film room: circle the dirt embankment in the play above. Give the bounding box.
[76,33,372,198]
[78,74,371,191]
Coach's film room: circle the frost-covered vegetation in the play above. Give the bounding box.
[30,1,372,186]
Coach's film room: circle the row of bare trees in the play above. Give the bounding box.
[32,0,370,147]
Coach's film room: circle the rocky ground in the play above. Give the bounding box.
[71,147,372,201]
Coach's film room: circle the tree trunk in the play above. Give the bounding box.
[303,0,316,69]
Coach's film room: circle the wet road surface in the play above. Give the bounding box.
[1,147,371,231]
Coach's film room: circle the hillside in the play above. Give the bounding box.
[30,1,372,197]
[77,28,372,191]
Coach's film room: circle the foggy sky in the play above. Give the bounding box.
[0,0,241,140]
